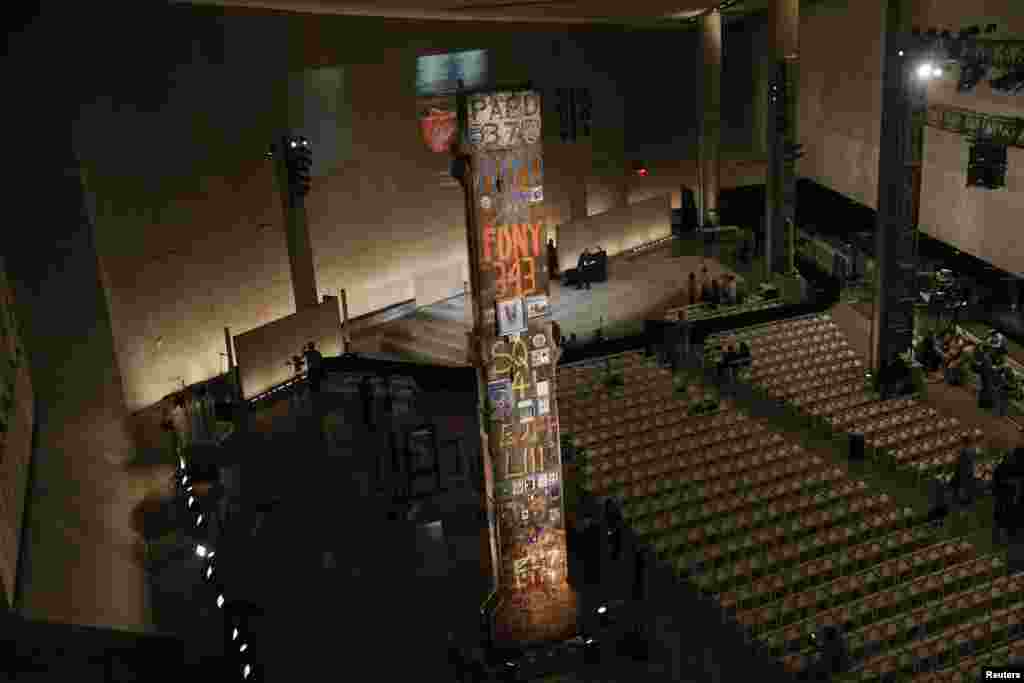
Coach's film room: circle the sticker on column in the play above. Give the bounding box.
[525,294,549,319]
[532,332,547,348]
[528,186,544,203]
[537,398,550,416]
[531,348,551,366]
[536,380,549,397]
[480,195,492,210]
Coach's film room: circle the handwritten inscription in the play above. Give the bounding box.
[468,91,542,150]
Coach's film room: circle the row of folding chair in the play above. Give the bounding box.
[701,512,929,596]
[911,637,1024,682]
[747,332,846,364]
[680,507,925,594]
[749,346,857,382]
[670,490,895,574]
[767,367,867,402]
[756,544,990,650]
[770,554,1006,672]
[590,433,792,496]
[581,411,763,455]
[740,322,839,351]
[805,391,876,418]
[569,400,748,439]
[597,432,788,483]
[634,460,836,535]
[592,420,768,467]
[750,339,850,373]
[733,538,974,635]
[705,315,827,346]
[890,429,984,466]
[560,391,688,423]
[866,419,962,452]
[827,397,920,430]
[850,591,1023,679]
[720,315,834,346]
[789,382,866,410]
[758,360,864,395]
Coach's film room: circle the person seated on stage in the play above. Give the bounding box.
[575,248,593,290]
[563,248,591,290]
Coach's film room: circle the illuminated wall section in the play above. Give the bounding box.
[468,90,577,644]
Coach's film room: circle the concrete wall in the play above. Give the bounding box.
[69,7,769,414]
[3,139,154,631]
[556,195,673,273]
[799,0,1024,275]
[0,258,33,609]
[233,297,343,400]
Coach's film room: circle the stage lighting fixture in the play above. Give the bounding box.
[187,496,196,509]
[178,456,186,470]
[240,643,248,653]
[232,628,240,641]
[195,544,210,558]
[195,514,205,527]
[206,564,215,580]
[596,605,607,614]
[217,594,226,608]
[181,475,189,486]
[243,664,252,679]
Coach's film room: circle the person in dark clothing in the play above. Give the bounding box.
[576,248,592,290]
[700,265,711,302]
[569,333,578,348]
[994,448,1024,544]
[303,341,324,393]
[710,278,721,306]
[547,238,559,278]
[810,626,851,678]
[688,272,697,305]
[916,333,942,373]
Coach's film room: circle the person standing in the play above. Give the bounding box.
[304,341,324,394]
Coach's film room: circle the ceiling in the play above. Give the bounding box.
[178,0,767,26]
